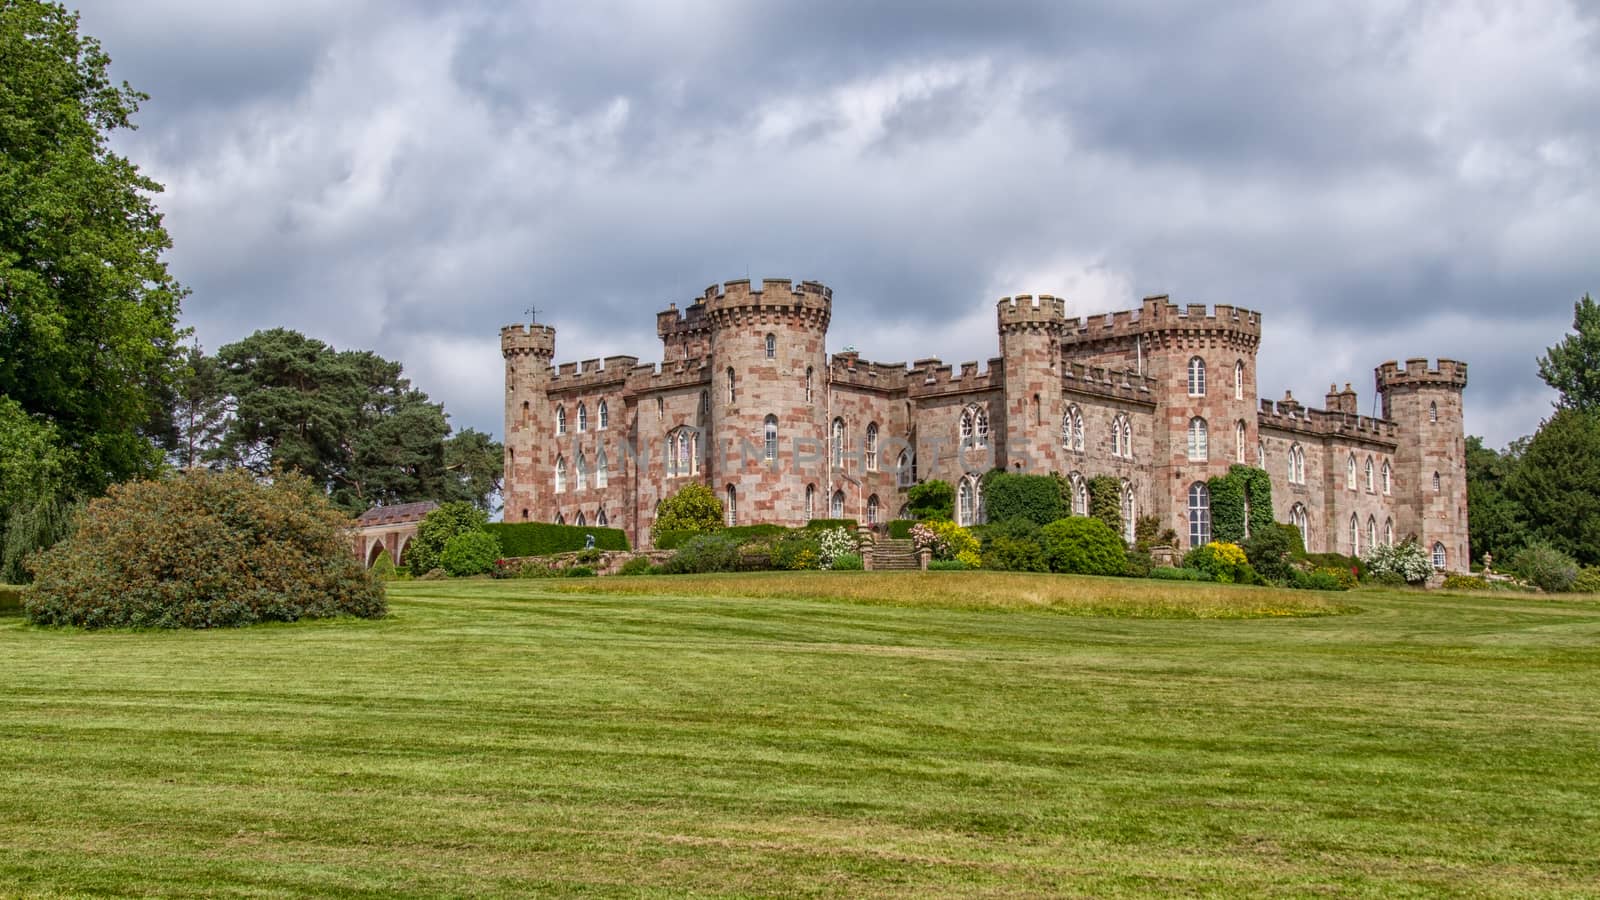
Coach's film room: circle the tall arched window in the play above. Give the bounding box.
[957,476,976,526]
[1349,514,1360,554]
[577,403,587,432]
[575,452,588,490]
[1121,482,1135,544]
[556,513,565,525]
[1384,518,1394,546]
[668,427,698,476]
[764,415,778,462]
[1257,439,1265,468]
[831,417,845,467]
[1187,356,1206,396]
[1070,472,1087,516]
[1070,406,1084,451]
[1289,503,1309,548]
[726,367,736,403]
[1112,414,1131,458]
[1366,516,1376,551]
[576,511,586,527]
[1288,444,1304,484]
[1347,454,1357,490]
[1432,542,1447,570]
[699,391,708,415]
[1187,417,1208,461]
[1433,471,1442,492]
[867,494,880,524]
[1382,461,1392,494]
[960,404,990,448]
[805,484,815,518]
[725,485,737,526]
[1234,360,1245,400]
[865,423,879,471]
[897,450,913,486]
[597,400,608,430]
[555,455,567,492]
[596,448,608,488]
[764,333,776,359]
[556,406,567,435]
[805,366,813,403]
[1235,420,1247,462]
[831,489,845,519]
[1429,401,1438,423]
[1365,457,1375,492]
[597,509,608,526]
[1188,482,1210,548]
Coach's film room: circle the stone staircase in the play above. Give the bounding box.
[868,538,922,571]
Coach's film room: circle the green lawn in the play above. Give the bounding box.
[2,575,1598,897]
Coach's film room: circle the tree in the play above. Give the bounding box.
[1537,294,1600,413]
[981,471,1063,526]
[1507,409,1600,566]
[653,484,724,540]
[1,1,187,497]
[406,501,488,576]
[906,480,954,521]
[1465,435,1528,563]
[0,396,71,582]
[151,344,229,469]
[442,428,504,511]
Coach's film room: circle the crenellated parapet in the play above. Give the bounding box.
[1375,358,1468,392]
[1057,295,1262,353]
[1063,363,1159,405]
[543,355,640,393]
[828,351,912,393]
[656,278,833,334]
[623,356,714,393]
[501,323,556,359]
[996,294,1069,334]
[905,358,1005,399]
[1257,394,1400,446]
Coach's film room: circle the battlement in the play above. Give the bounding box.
[1257,392,1400,445]
[544,355,640,391]
[1063,363,1159,403]
[655,278,833,337]
[501,323,556,358]
[1375,358,1468,391]
[906,358,1004,399]
[621,356,714,393]
[996,294,1069,331]
[828,352,912,392]
[1057,295,1262,347]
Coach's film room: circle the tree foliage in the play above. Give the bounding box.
[1207,465,1273,544]
[981,472,1063,526]
[440,529,501,577]
[1507,408,1600,566]
[407,501,489,576]
[1537,294,1600,413]
[0,1,187,498]
[652,484,724,543]
[906,480,954,521]
[1465,435,1528,563]
[1086,475,1123,537]
[1038,517,1127,576]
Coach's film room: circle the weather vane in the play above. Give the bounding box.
[524,306,541,323]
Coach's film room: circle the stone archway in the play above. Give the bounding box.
[367,540,388,568]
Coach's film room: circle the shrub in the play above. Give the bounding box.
[659,534,741,574]
[485,522,628,556]
[653,524,784,551]
[1367,571,1407,588]
[1123,549,1155,578]
[24,469,385,629]
[417,567,447,581]
[830,552,864,571]
[804,519,858,532]
[0,583,26,613]
[1514,543,1580,593]
[927,558,971,571]
[1182,541,1254,584]
[1243,525,1296,585]
[1306,553,1365,581]
[407,502,488,575]
[1086,475,1124,537]
[982,472,1064,526]
[771,532,823,570]
[1574,566,1600,594]
[617,556,655,576]
[1442,573,1490,591]
[912,520,979,562]
[563,566,596,578]
[1363,541,1433,585]
[1150,566,1210,581]
[652,484,724,544]
[575,548,603,564]
[886,520,919,540]
[906,481,954,521]
[983,535,1048,572]
[1039,517,1127,576]
[440,530,502,577]
[1292,568,1351,591]
[369,549,398,581]
[816,527,858,568]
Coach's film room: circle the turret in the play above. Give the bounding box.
[1376,358,1469,572]
[502,323,556,522]
[997,295,1068,472]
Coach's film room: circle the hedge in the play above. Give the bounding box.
[1087,475,1123,536]
[886,519,919,539]
[0,584,25,613]
[805,519,858,531]
[981,472,1063,526]
[655,524,786,550]
[484,522,629,557]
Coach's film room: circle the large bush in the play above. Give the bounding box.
[407,502,489,575]
[24,469,385,629]
[1575,566,1600,594]
[1039,517,1126,576]
[1242,525,1296,585]
[1514,543,1579,593]
[771,532,823,570]
[911,520,980,568]
[659,534,741,574]
[980,518,1047,572]
[1363,541,1432,585]
[982,472,1063,526]
[652,484,724,544]
[440,529,502,577]
[906,480,954,521]
[1182,541,1256,584]
[654,524,782,550]
[485,521,628,556]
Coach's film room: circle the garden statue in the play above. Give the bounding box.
[584,533,595,550]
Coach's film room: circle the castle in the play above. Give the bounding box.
[501,279,1469,569]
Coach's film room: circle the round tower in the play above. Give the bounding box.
[997,295,1068,473]
[701,279,831,526]
[501,323,556,523]
[1376,358,1469,572]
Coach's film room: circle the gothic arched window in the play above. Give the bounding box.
[764,415,778,462]
[1382,460,1392,495]
[575,452,588,490]
[1188,356,1206,396]
[865,422,879,471]
[831,417,845,467]
[597,400,608,430]
[1234,360,1245,400]
[1432,542,1447,570]
[555,455,567,493]
[1188,482,1211,548]
[595,448,608,488]
[1187,417,1208,461]
[556,406,567,435]
[867,494,880,525]
[577,403,587,433]
[726,485,737,526]
[765,333,776,359]
[831,489,845,519]
[1121,481,1135,544]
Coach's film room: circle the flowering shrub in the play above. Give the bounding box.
[1362,540,1432,585]
[1512,543,1579,593]
[1181,541,1256,584]
[816,527,858,569]
[912,520,979,564]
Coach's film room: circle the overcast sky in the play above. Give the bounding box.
[73,0,1598,449]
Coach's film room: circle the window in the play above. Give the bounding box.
[805,367,813,403]
[765,333,776,359]
[556,513,565,525]
[1234,360,1245,400]
[1347,454,1357,490]
[1121,482,1135,544]
[865,423,879,471]
[1365,457,1375,492]
[726,368,736,403]
[1350,514,1360,554]
[831,490,845,519]
[867,494,880,525]
[726,485,737,526]
[897,450,913,487]
[1187,417,1208,461]
[597,509,608,526]
[1433,471,1441,492]
[1111,414,1132,459]
[1257,439,1265,468]
[596,448,608,487]
[1235,420,1246,462]
[556,406,567,435]
[1432,542,1447,570]
[668,427,699,476]
[805,484,815,518]
[555,455,567,492]
[658,397,665,419]
[521,508,528,521]
[957,476,976,526]
[1070,472,1087,516]
[576,511,586,527]
[764,415,778,463]
[575,452,588,490]
[959,404,990,448]
[1187,356,1206,397]
[577,403,587,432]
[598,400,608,430]
[831,418,845,467]
[1382,461,1392,495]
[1063,405,1084,451]
[1288,444,1305,485]
[1188,483,1211,548]
[1289,503,1309,548]
[1384,518,1393,546]
[1033,393,1041,426]
[1429,401,1438,423]
[1366,516,1376,551]
[699,391,708,415]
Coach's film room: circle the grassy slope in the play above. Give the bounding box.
[0,576,1597,897]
